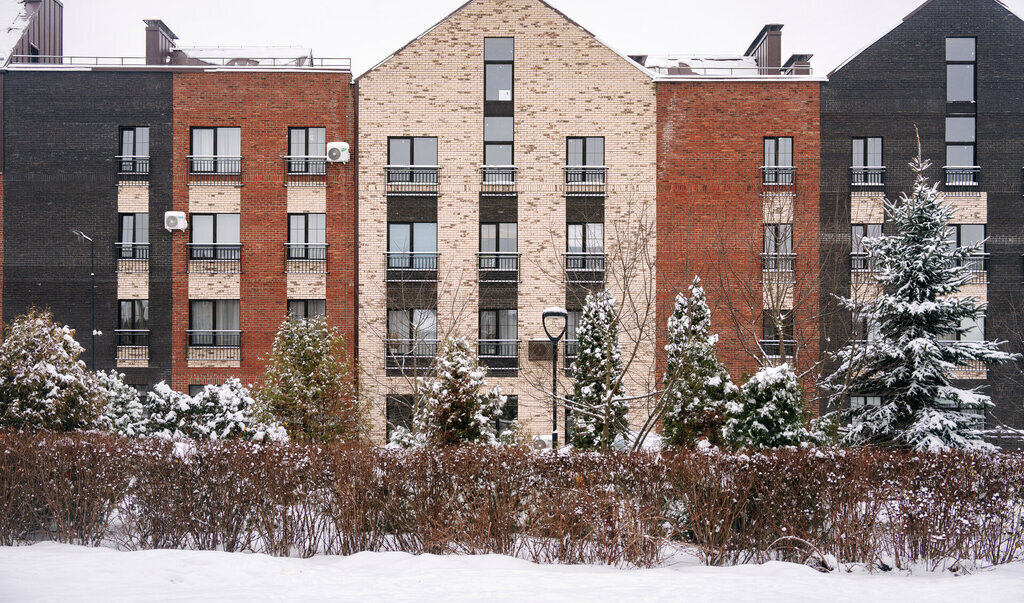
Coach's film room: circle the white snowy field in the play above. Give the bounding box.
[1,544,1022,603]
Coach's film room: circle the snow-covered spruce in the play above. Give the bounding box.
[0,308,106,431]
[661,277,738,448]
[723,363,818,449]
[569,290,628,450]
[392,336,514,447]
[95,370,150,437]
[145,379,288,443]
[825,155,1017,452]
[256,315,365,443]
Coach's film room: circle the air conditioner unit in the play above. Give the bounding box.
[164,211,188,232]
[327,141,350,163]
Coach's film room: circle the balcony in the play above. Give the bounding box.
[760,339,798,361]
[284,156,328,187]
[481,166,517,195]
[850,252,874,272]
[564,339,579,371]
[962,253,989,285]
[761,253,795,272]
[939,344,988,380]
[115,243,150,273]
[943,166,980,193]
[285,244,328,274]
[115,330,149,363]
[188,155,242,186]
[564,252,606,285]
[477,252,520,284]
[478,339,520,374]
[563,166,607,196]
[760,166,797,194]
[188,244,242,274]
[385,165,440,196]
[386,339,439,371]
[385,252,438,283]
[850,166,885,190]
[187,330,242,362]
[116,155,150,185]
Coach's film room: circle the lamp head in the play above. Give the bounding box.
[542,307,568,341]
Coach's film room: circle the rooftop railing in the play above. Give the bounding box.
[7,55,351,70]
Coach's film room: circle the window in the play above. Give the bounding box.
[762,311,795,357]
[947,224,987,272]
[479,309,518,355]
[763,137,794,184]
[496,395,518,434]
[565,309,582,358]
[946,37,976,103]
[388,137,437,166]
[288,127,327,174]
[851,137,883,185]
[28,43,39,63]
[946,116,976,168]
[484,116,514,167]
[941,316,985,342]
[566,137,605,183]
[118,299,149,346]
[288,213,326,259]
[850,396,882,410]
[763,223,793,271]
[119,127,150,173]
[288,299,327,319]
[567,223,604,275]
[851,223,882,270]
[386,395,414,442]
[853,311,880,343]
[189,385,207,397]
[190,127,241,173]
[387,309,438,357]
[191,214,240,260]
[480,223,517,270]
[118,213,149,259]
[189,300,240,346]
[388,222,437,269]
[484,37,514,102]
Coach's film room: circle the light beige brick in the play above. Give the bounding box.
[287,273,327,297]
[850,193,885,224]
[287,187,327,213]
[117,185,149,213]
[189,185,241,213]
[940,192,987,224]
[117,273,149,299]
[189,274,240,299]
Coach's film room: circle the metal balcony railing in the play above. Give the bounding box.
[563,166,607,195]
[943,166,980,191]
[477,252,520,283]
[385,166,440,195]
[564,252,606,284]
[850,252,874,272]
[115,330,149,362]
[188,244,242,273]
[285,244,328,273]
[761,166,797,189]
[116,155,150,184]
[564,339,579,371]
[478,339,520,373]
[481,166,517,194]
[385,252,439,283]
[761,253,796,272]
[187,330,242,362]
[386,339,439,370]
[850,166,885,189]
[284,156,328,186]
[188,155,242,185]
[962,253,989,285]
[760,339,798,360]
[115,243,150,273]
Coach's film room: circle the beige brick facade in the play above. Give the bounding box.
[940,192,987,224]
[850,193,885,224]
[188,185,241,214]
[286,187,327,213]
[117,185,149,213]
[287,273,327,298]
[117,273,149,299]
[188,274,241,299]
[357,0,657,443]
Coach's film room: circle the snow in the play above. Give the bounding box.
[2,543,1022,602]
[0,0,29,62]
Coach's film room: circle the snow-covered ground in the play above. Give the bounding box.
[2,544,1022,602]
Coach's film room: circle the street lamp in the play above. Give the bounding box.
[542,307,568,449]
[71,230,96,369]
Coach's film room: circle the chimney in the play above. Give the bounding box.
[782,54,813,76]
[144,19,177,65]
[744,24,783,74]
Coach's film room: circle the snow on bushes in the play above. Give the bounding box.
[145,379,288,442]
[723,364,818,449]
[0,308,106,432]
[569,290,628,450]
[392,337,513,447]
[95,370,149,437]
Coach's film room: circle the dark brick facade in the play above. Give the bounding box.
[821,0,1024,430]
[2,70,174,387]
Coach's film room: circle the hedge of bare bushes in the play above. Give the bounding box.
[1,432,1022,570]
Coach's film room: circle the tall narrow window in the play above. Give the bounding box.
[566,137,605,183]
[288,127,327,174]
[288,214,326,259]
[480,223,517,270]
[763,137,794,185]
[479,309,518,357]
[118,300,149,347]
[565,309,583,358]
[388,222,437,270]
[484,116,514,167]
[851,137,883,185]
[946,37,976,103]
[851,223,882,271]
[119,127,150,174]
[763,223,794,271]
[484,37,514,103]
[118,213,149,259]
[947,224,987,274]
[190,214,240,260]
[190,127,240,173]
[762,311,795,358]
[945,116,977,186]
[387,309,438,357]
[189,300,240,347]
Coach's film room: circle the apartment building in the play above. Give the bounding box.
[1,18,356,393]
[820,0,1024,435]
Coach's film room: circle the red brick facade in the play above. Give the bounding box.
[170,72,356,391]
[656,81,821,385]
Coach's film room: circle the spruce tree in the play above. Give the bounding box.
[392,336,508,447]
[96,370,150,437]
[569,290,628,450]
[257,316,365,443]
[723,363,817,449]
[661,277,738,447]
[826,153,1016,452]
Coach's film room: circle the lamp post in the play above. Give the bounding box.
[71,230,96,369]
[542,307,568,449]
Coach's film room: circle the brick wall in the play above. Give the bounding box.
[657,81,821,387]
[171,71,356,391]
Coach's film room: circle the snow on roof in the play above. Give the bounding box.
[639,54,758,76]
[176,45,315,66]
[0,0,31,62]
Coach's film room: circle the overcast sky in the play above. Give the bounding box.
[61,0,1024,76]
